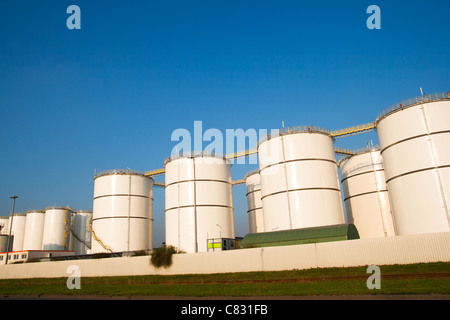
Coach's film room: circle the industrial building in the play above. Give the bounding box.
[1,92,449,272]
[240,224,360,248]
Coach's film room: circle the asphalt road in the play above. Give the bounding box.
[1,294,450,300]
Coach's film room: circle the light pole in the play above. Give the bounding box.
[4,196,18,265]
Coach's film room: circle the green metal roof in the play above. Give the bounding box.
[241,224,360,248]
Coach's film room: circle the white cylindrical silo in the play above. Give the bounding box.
[70,210,92,255]
[165,153,235,253]
[8,213,27,251]
[42,207,72,251]
[245,170,265,233]
[339,148,396,238]
[258,128,345,232]
[23,210,45,250]
[376,92,450,235]
[0,217,9,235]
[91,170,154,253]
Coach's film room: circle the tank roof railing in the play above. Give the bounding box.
[376,91,450,123]
[244,168,260,179]
[44,206,74,211]
[337,144,381,166]
[164,150,227,164]
[258,125,332,145]
[26,209,45,214]
[94,169,150,179]
[348,144,380,156]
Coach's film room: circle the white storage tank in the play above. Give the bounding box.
[245,170,265,233]
[0,217,9,235]
[8,213,27,251]
[70,210,92,255]
[339,148,396,238]
[22,210,45,250]
[42,207,72,250]
[258,127,345,232]
[376,92,450,235]
[165,153,235,253]
[91,169,154,253]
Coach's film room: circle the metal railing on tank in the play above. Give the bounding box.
[244,168,260,179]
[337,144,381,166]
[375,91,450,123]
[164,150,227,164]
[94,169,147,179]
[258,125,332,145]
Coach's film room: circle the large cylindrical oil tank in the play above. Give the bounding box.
[0,217,9,235]
[258,128,345,232]
[8,213,27,251]
[70,210,92,255]
[165,153,235,253]
[339,148,396,238]
[22,210,45,250]
[91,170,154,253]
[42,207,72,250]
[245,170,265,233]
[376,92,450,235]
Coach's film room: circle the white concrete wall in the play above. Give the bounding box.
[1,232,449,280]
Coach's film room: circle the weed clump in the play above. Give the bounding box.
[150,245,184,268]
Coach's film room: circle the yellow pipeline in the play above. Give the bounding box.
[330,122,376,138]
[143,121,377,180]
[88,215,113,253]
[63,206,73,250]
[232,179,246,186]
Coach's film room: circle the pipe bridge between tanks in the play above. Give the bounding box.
[145,122,377,187]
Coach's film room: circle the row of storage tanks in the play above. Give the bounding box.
[5,95,448,256]
[89,159,234,254]
[89,95,449,254]
[246,146,396,238]
[0,208,91,254]
[247,95,450,238]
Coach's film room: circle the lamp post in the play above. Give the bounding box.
[4,196,18,265]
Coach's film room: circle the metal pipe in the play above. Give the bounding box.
[4,196,18,265]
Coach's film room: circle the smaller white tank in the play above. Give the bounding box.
[0,217,9,235]
[70,210,92,255]
[340,148,396,238]
[23,210,45,250]
[8,213,27,251]
[245,170,265,233]
[42,206,72,250]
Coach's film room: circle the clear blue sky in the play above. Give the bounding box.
[1,0,449,246]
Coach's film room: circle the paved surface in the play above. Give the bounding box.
[1,294,449,300]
